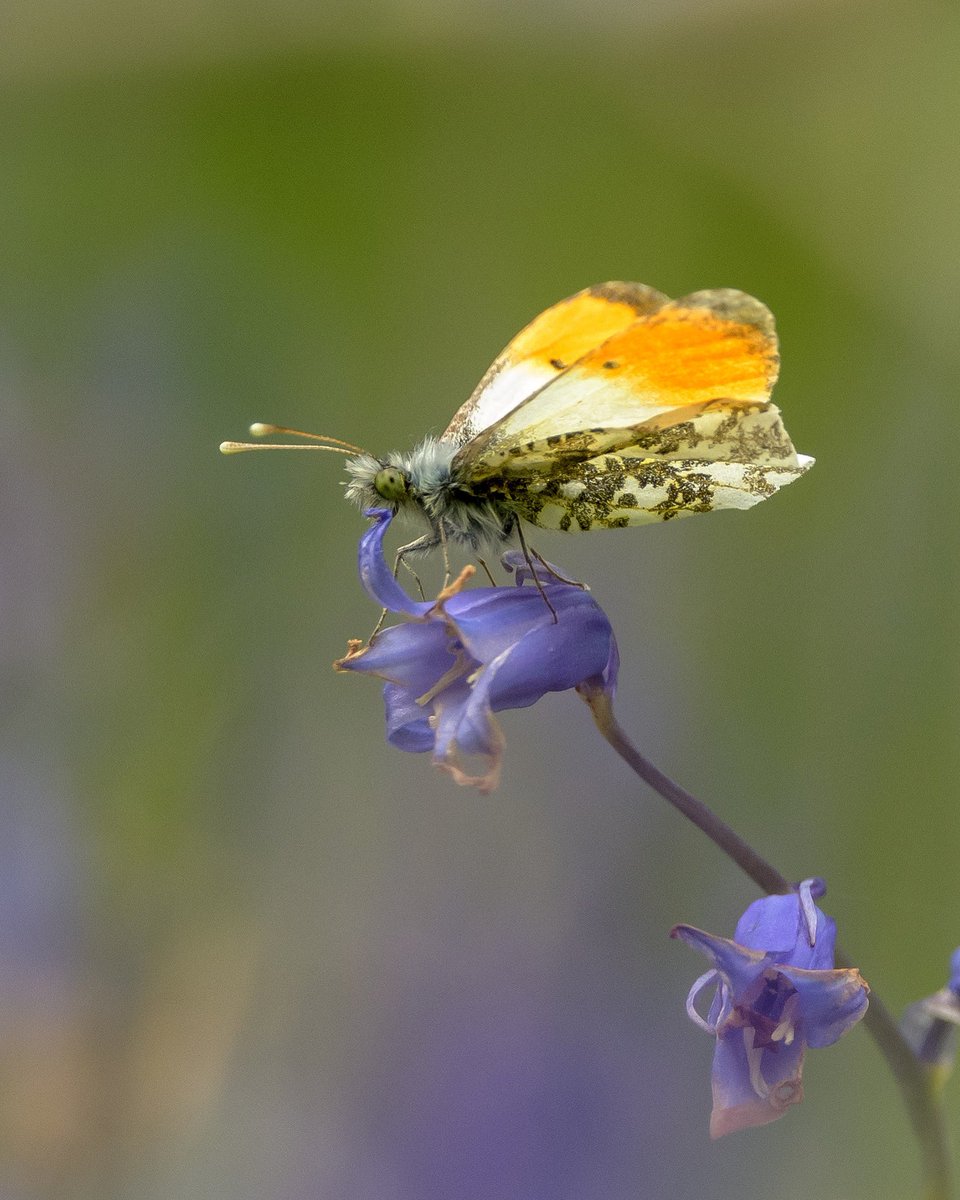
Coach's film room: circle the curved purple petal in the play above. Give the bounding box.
[447,585,616,678]
[441,586,554,662]
[336,620,458,693]
[732,893,803,954]
[778,964,870,1048]
[358,509,433,616]
[708,1027,805,1138]
[733,892,837,969]
[433,679,491,758]
[794,912,836,970]
[383,683,435,752]
[431,679,504,792]
[671,925,770,1003]
[500,550,574,587]
[480,605,618,712]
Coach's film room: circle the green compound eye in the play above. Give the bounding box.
[373,467,408,502]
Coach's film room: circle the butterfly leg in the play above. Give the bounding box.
[529,548,587,590]
[437,522,452,589]
[475,557,498,587]
[395,555,426,601]
[393,531,442,597]
[515,523,558,623]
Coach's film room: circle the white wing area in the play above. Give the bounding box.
[441,282,669,445]
[446,359,560,443]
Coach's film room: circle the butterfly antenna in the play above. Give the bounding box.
[220,422,369,457]
[249,424,367,452]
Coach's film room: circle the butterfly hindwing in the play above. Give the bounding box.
[501,451,814,532]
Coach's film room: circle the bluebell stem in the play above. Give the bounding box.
[672,879,869,1137]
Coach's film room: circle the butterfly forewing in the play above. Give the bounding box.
[441,281,669,446]
[453,289,781,482]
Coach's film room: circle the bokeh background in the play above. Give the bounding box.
[3,0,959,1196]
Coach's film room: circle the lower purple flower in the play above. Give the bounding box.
[335,509,619,791]
[671,878,869,1138]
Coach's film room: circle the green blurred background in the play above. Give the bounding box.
[2,0,958,1195]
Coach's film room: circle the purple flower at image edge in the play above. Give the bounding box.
[672,878,869,1138]
[901,947,960,1077]
[334,509,619,791]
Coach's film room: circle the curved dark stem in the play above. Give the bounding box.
[582,688,953,1200]
[832,954,953,1200]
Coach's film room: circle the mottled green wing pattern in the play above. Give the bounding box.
[499,451,814,531]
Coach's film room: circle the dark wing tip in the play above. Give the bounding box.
[670,288,777,339]
[587,281,671,315]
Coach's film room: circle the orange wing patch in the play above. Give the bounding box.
[503,282,668,371]
[570,291,778,404]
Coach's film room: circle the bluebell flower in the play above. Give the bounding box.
[901,947,960,1080]
[335,509,619,791]
[671,878,869,1137]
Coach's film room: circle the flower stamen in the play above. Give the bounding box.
[434,564,476,604]
[743,1026,771,1098]
[770,992,801,1045]
[415,654,473,706]
[799,878,819,947]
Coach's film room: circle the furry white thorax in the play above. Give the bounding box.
[344,437,515,550]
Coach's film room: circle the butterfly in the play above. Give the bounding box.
[221,282,813,567]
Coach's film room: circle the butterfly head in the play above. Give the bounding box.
[344,438,462,515]
[344,452,413,512]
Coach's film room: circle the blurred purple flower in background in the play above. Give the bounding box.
[901,947,960,1079]
[672,878,869,1138]
[335,509,619,791]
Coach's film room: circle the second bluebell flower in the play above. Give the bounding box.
[672,879,869,1137]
